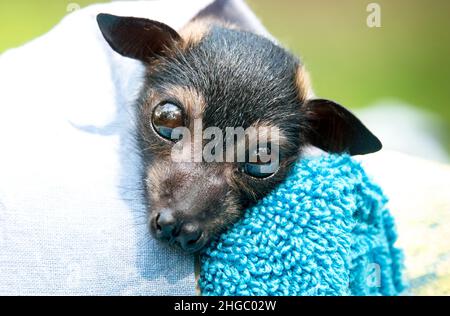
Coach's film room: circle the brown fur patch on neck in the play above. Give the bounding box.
[179,18,240,49]
[295,65,312,103]
[179,19,211,48]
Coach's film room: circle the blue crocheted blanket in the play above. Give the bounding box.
[199,155,405,295]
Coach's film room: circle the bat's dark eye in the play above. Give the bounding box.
[243,163,272,178]
[152,102,184,140]
[242,146,278,178]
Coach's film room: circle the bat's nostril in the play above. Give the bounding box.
[177,223,203,250]
[155,208,178,240]
[156,208,175,227]
[187,231,202,245]
[155,213,161,231]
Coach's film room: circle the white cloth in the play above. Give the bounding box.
[0,0,270,295]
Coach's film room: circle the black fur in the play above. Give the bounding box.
[97,15,381,252]
[140,26,305,193]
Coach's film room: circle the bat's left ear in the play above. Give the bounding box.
[303,99,382,155]
[96,13,182,62]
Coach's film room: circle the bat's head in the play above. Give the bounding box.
[97,14,381,252]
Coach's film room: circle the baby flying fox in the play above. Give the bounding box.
[97,13,381,252]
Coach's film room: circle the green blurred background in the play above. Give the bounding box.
[1,0,449,150]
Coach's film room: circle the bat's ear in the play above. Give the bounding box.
[303,99,382,155]
[96,13,182,62]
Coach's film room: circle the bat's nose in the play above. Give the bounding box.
[153,208,204,252]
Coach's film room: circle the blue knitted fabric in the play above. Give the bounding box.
[199,155,405,296]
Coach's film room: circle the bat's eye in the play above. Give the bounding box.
[152,102,184,140]
[243,163,272,178]
[242,146,278,178]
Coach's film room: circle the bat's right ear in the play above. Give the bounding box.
[302,99,382,155]
[96,13,182,62]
